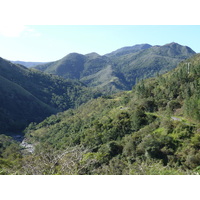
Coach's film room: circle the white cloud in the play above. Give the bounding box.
[0,25,26,37]
[23,27,41,37]
[0,25,41,37]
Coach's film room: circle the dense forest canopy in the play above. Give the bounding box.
[0,58,102,133]
[0,51,200,175]
[33,43,195,93]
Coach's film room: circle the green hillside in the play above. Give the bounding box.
[4,53,198,175]
[34,53,122,92]
[0,43,198,175]
[0,75,56,132]
[0,58,101,134]
[111,42,196,85]
[34,43,196,93]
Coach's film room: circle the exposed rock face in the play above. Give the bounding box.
[20,140,35,153]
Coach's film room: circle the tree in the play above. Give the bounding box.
[131,106,147,131]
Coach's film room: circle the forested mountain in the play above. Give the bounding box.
[0,58,101,133]
[34,43,196,92]
[109,42,196,85]
[105,43,152,57]
[0,74,56,133]
[34,52,126,93]
[1,53,199,175]
[0,42,199,175]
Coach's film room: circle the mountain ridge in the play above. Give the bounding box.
[0,44,200,175]
[33,42,196,93]
[105,43,152,57]
[0,42,196,133]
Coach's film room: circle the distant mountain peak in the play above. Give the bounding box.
[133,43,152,48]
[149,42,196,58]
[32,42,196,94]
[85,52,100,59]
[63,52,84,58]
[61,53,85,63]
[164,42,179,46]
[163,42,195,52]
[105,43,152,57]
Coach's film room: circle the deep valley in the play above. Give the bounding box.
[0,42,199,175]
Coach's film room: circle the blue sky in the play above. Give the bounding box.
[0,25,200,62]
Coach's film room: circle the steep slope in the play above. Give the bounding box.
[111,42,196,85]
[0,75,56,132]
[0,58,101,134]
[34,53,128,92]
[35,53,86,79]
[33,43,196,93]
[22,54,200,175]
[81,65,130,93]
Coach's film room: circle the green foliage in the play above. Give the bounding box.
[0,47,199,175]
[0,134,22,174]
[34,43,195,94]
[131,106,147,131]
[0,58,102,133]
[19,53,200,175]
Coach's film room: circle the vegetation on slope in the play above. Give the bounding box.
[34,43,196,93]
[111,42,196,85]
[1,54,199,175]
[0,58,101,133]
[0,75,56,132]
